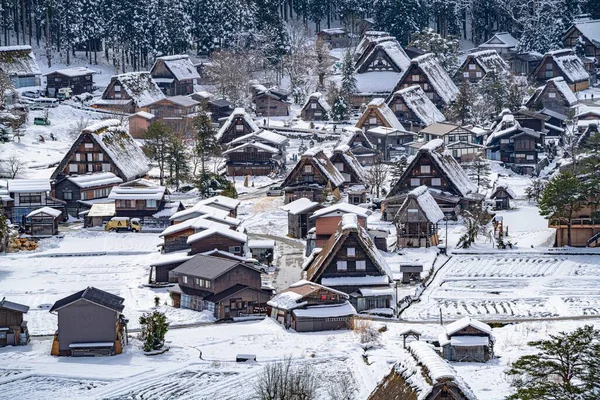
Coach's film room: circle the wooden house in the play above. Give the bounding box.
[347,186,368,205]
[330,146,367,186]
[50,120,150,216]
[490,185,516,210]
[300,92,331,121]
[251,85,290,117]
[508,52,543,76]
[454,50,510,83]
[267,280,356,332]
[169,254,272,319]
[386,85,446,131]
[477,32,517,57]
[439,317,494,362]
[368,341,476,400]
[186,225,248,257]
[49,287,127,357]
[538,108,567,135]
[84,203,116,228]
[389,53,459,109]
[159,215,235,253]
[419,123,484,164]
[128,111,155,139]
[304,214,394,314]
[222,141,283,176]
[308,202,371,250]
[149,252,193,284]
[526,77,578,115]
[108,179,182,225]
[147,96,200,135]
[6,179,66,224]
[354,31,392,63]
[25,206,62,236]
[193,195,240,218]
[549,200,600,247]
[337,127,379,165]
[208,98,234,122]
[531,49,590,91]
[512,109,550,133]
[0,298,29,347]
[365,126,416,161]
[0,45,41,88]
[150,55,200,96]
[248,239,275,265]
[356,97,406,132]
[563,18,600,60]
[394,185,444,248]
[485,114,547,175]
[280,198,322,239]
[92,72,165,113]
[384,139,484,220]
[229,129,289,157]
[280,148,345,204]
[169,203,232,225]
[316,28,350,48]
[45,67,95,97]
[216,107,260,146]
[189,90,213,107]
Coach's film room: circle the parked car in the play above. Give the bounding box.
[21,90,40,99]
[266,186,283,196]
[104,217,142,232]
[57,88,73,100]
[33,117,50,126]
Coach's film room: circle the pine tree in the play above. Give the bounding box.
[139,311,169,352]
[517,0,569,54]
[144,121,172,186]
[525,178,546,203]
[409,28,460,73]
[446,80,475,124]
[467,153,491,190]
[166,132,189,190]
[538,172,584,247]
[192,111,220,198]
[340,49,357,97]
[373,0,427,45]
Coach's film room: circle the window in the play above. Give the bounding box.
[235,124,244,132]
[412,74,420,81]
[369,117,377,125]
[545,63,553,70]
[69,164,78,173]
[459,135,469,142]
[114,85,121,92]
[63,191,73,200]
[87,164,93,172]
[229,246,241,253]
[527,154,535,160]
[84,143,93,149]
[205,280,211,288]
[476,71,482,78]
[335,162,344,171]
[410,178,420,186]
[431,177,441,186]
[452,150,458,158]
[420,165,430,174]
[548,92,556,98]
[469,64,476,70]
[501,139,510,144]
[516,153,526,158]
[194,278,200,285]
[87,153,93,162]
[356,260,366,270]
[448,135,456,142]
[102,163,111,172]
[426,92,434,100]
[75,153,81,161]
[98,153,103,161]
[463,72,469,78]
[321,294,327,300]
[20,194,41,204]
[146,199,157,208]
[183,276,188,284]
[311,103,317,109]
[423,83,429,90]
[304,165,312,173]
[337,261,347,271]
[304,175,314,183]
[347,247,355,257]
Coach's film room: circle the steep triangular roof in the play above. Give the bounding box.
[336,127,376,150]
[356,98,405,131]
[216,107,259,143]
[395,185,444,223]
[526,77,578,108]
[458,50,510,75]
[282,149,345,189]
[331,146,367,183]
[151,54,200,81]
[532,49,589,84]
[0,45,41,77]
[356,39,411,73]
[50,287,125,313]
[564,19,600,47]
[301,92,331,113]
[267,280,349,311]
[107,72,165,107]
[479,32,518,49]
[387,85,446,126]
[304,214,392,282]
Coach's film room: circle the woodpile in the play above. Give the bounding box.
[7,237,38,252]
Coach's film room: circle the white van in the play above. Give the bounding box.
[57,88,73,100]
[30,98,59,110]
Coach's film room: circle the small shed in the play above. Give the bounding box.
[85,203,116,227]
[26,207,62,236]
[248,239,275,265]
[280,197,322,239]
[128,111,155,139]
[490,185,516,210]
[398,327,421,349]
[300,92,331,121]
[439,316,494,363]
[399,263,424,284]
[0,298,29,347]
[316,28,349,48]
[347,185,368,205]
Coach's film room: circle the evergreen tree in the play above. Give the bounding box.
[389,155,408,181]
[466,153,491,190]
[373,0,427,45]
[409,28,460,73]
[139,311,169,352]
[327,82,349,121]
[221,181,238,199]
[507,325,600,400]
[429,0,461,37]
[517,0,569,53]
[479,70,509,116]
[166,132,189,190]
[538,172,584,247]
[446,80,475,124]
[144,121,172,186]
[525,178,546,203]
[192,111,220,198]
[340,49,356,97]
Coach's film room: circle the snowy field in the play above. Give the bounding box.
[403,253,600,321]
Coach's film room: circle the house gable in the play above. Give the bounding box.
[389,152,457,197]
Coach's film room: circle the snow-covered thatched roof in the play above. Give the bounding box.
[445,316,492,336]
[541,49,589,83]
[332,145,367,183]
[567,19,600,47]
[230,129,288,147]
[463,50,510,75]
[478,32,518,49]
[267,279,349,311]
[282,148,345,189]
[111,72,165,107]
[402,53,459,104]
[301,92,331,113]
[398,185,444,223]
[0,45,41,77]
[356,39,411,73]
[389,85,445,126]
[357,98,405,131]
[152,54,200,81]
[216,107,259,142]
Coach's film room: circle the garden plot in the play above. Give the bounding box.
[403,254,600,321]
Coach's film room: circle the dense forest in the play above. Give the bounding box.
[0,0,598,71]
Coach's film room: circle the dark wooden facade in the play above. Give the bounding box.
[217,109,259,145]
[53,177,120,217]
[316,28,349,48]
[150,55,199,96]
[253,90,290,117]
[223,142,282,176]
[300,94,330,121]
[45,68,94,97]
[365,127,415,161]
[486,126,546,175]
[394,196,440,248]
[563,21,600,59]
[330,150,365,186]
[188,231,246,256]
[0,300,29,347]
[281,151,343,204]
[147,97,200,135]
[531,50,589,91]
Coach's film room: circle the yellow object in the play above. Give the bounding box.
[104,217,142,232]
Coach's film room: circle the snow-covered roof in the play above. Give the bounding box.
[159,214,232,238]
[333,146,367,183]
[169,203,230,222]
[110,72,166,107]
[196,195,240,211]
[132,111,155,120]
[319,28,346,35]
[464,50,510,75]
[402,53,459,104]
[87,203,115,217]
[222,141,279,155]
[45,67,95,77]
[268,280,349,310]
[311,202,371,219]
[544,49,589,83]
[292,301,357,318]
[357,98,405,131]
[281,198,320,215]
[230,130,288,147]
[26,206,62,218]
[153,55,200,81]
[7,179,50,193]
[248,239,275,249]
[479,32,518,49]
[445,316,492,336]
[355,71,403,95]
[160,95,200,107]
[186,226,247,245]
[0,45,41,77]
[569,19,600,47]
[356,39,411,73]
[81,120,150,181]
[302,92,331,113]
[108,181,165,201]
[399,185,444,223]
[267,291,304,310]
[337,127,376,150]
[321,276,390,286]
[283,149,346,189]
[356,287,396,297]
[67,172,123,189]
[216,108,259,142]
[390,86,445,126]
[490,184,517,200]
[548,77,578,105]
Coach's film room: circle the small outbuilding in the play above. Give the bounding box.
[439,316,494,363]
[248,239,275,265]
[300,92,331,121]
[84,202,115,227]
[0,298,29,347]
[394,186,444,248]
[399,263,424,284]
[490,185,516,210]
[45,67,95,97]
[280,198,322,239]
[26,206,62,236]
